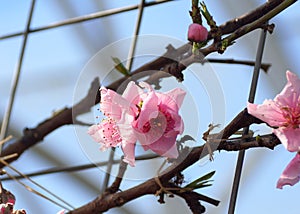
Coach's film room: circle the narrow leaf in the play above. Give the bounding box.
[184,171,215,189]
[112,57,130,76]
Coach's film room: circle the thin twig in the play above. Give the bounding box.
[4,171,72,211]
[105,159,128,194]
[1,154,158,181]
[205,58,271,73]
[0,159,75,210]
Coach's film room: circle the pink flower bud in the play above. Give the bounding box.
[187,23,208,42]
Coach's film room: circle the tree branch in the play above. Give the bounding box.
[67,108,278,214]
[1,0,288,167]
[95,0,292,101]
[68,132,280,213]
[0,1,294,213]
[0,78,100,167]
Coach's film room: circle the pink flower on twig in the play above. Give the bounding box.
[88,81,186,166]
[247,70,300,188]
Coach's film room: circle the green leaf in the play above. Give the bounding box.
[111,57,130,76]
[184,171,215,190]
[198,183,213,188]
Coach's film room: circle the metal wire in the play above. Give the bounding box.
[1,154,159,181]
[0,0,174,40]
[126,0,146,71]
[101,0,146,192]
[228,25,268,214]
[0,0,36,152]
[0,0,172,209]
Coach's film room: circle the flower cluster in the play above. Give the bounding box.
[247,71,300,189]
[88,81,186,166]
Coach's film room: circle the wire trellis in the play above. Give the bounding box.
[0,0,175,212]
[0,0,272,213]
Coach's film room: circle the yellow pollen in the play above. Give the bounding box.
[138,100,143,108]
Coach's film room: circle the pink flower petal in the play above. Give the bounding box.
[100,87,133,120]
[135,115,167,146]
[156,88,186,112]
[87,120,122,151]
[137,92,159,130]
[277,153,300,189]
[121,142,136,167]
[275,71,300,109]
[100,87,122,120]
[142,131,179,158]
[273,127,300,152]
[247,101,286,127]
[122,81,144,105]
[87,124,103,142]
[169,110,184,134]
[164,88,186,109]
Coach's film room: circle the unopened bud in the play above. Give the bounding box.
[188,23,208,42]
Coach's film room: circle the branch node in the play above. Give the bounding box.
[22,128,43,146]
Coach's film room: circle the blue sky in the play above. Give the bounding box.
[0,0,299,213]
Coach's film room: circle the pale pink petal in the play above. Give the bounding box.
[116,111,137,166]
[100,87,132,120]
[273,127,300,152]
[168,110,184,134]
[121,142,136,166]
[247,101,286,127]
[122,81,144,104]
[161,88,186,111]
[100,87,122,119]
[161,143,179,159]
[87,124,102,142]
[286,70,300,87]
[118,113,137,145]
[137,92,159,130]
[142,131,178,158]
[56,210,65,214]
[275,71,300,108]
[277,153,300,189]
[88,119,122,151]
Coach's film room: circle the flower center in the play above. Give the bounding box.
[100,118,122,146]
[281,106,300,129]
[141,105,175,134]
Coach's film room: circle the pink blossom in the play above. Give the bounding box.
[247,70,300,188]
[132,84,185,158]
[277,153,300,189]
[88,82,139,166]
[188,23,208,42]
[247,71,300,152]
[0,203,13,214]
[88,81,186,166]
